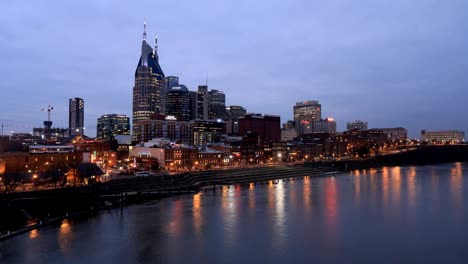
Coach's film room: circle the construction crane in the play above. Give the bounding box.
[41,105,54,140]
[41,105,54,122]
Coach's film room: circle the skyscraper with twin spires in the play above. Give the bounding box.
[132,22,166,141]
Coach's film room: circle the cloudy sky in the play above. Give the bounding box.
[1,0,467,137]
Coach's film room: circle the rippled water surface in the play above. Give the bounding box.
[1,163,468,263]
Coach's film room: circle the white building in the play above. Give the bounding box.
[421,130,465,143]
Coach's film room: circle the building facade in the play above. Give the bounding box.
[165,76,179,92]
[69,97,84,136]
[196,85,208,120]
[193,120,225,146]
[238,113,281,142]
[301,118,337,134]
[137,117,194,144]
[96,114,130,140]
[373,127,407,142]
[421,130,465,143]
[293,100,321,124]
[132,22,166,141]
[347,120,368,131]
[165,85,191,121]
[226,105,247,121]
[294,100,322,135]
[207,89,226,120]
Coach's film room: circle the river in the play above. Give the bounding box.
[1,163,467,263]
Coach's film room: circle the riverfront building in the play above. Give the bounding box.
[69,97,84,136]
[421,130,465,143]
[132,22,166,141]
[96,114,130,140]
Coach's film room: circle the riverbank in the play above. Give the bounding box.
[0,164,339,239]
[305,145,468,171]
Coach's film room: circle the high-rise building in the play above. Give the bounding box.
[69,97,84,136]
[193,120,225,146]
[238,113,281,142]
[226,105,247,121]
[96,114,130,140]
[293,100,321,124]
[165,76,179,92]
[189,91,198,120]
[294,100,321,135]
[196,85,208,120]
[225,105,246,135]
[132,22,166,141]
[165,85,191,121]
[347,120,368,131]
[207,89,226,120]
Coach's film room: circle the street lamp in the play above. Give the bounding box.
[277,153,282,163]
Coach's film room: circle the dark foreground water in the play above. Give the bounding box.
[1,163,467,264]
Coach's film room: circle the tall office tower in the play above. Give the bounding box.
[132,22,166,141]
[207,89,226,120]
[196,85,208,120]
[293,100,321,135]
[226,105,247,121]
[166,85,191,121]
[347,120,368,131]
[96,114,130,140]
[293,100,321,123]
[189,91,197,120]
[69,97,84,136]
[165,76,179,92]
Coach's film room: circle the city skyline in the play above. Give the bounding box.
[1,1,468,138]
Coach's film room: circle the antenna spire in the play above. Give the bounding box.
[143,19,147,41]
[155,34,158,53]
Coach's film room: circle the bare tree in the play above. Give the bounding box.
[0,174,22,204]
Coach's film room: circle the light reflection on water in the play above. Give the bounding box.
[1,163,468,264]
[272,181,287,253]
[58,219,72,254]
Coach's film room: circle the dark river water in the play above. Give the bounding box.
[1,163,467,264]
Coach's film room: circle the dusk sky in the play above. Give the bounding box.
[1,0,467,138]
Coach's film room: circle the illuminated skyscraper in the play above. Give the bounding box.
[166,85,191,121]
[69,97,84,136]
[196,85,208,120]
[132,22,166,141]
[293,100,321,123]
[96,114,130,140]
[293,100,321,135]
[207,89,226,120]
[165,76,179,92]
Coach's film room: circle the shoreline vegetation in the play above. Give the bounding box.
[1,145,468,240]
